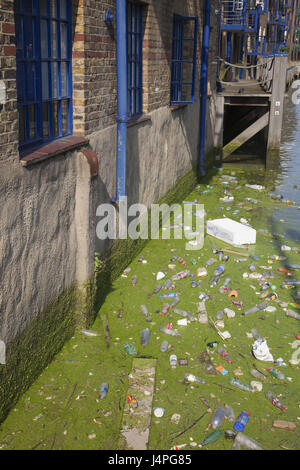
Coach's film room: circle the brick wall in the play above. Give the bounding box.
[0,0,19,162]
[0,0,220,153]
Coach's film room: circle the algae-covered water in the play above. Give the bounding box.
[0,165,299,451]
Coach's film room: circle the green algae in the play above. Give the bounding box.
[0,165,300,450]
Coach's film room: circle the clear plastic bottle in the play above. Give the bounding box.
[173,308,188,317]
[141,305,148,317]
[160,340,168,352]
[160,327,180,337]
[171,270,190,281]
[187,311,196,322]
[210,275,222,288]
[140,328,150,345]
[210,406,226,429]
[206,258,216,267]
[161,303,170,316]
[163,279,172,290]
[153,284,162,294]
[232,432,263,450]
[242,301,268,316]
[286,309,300,321]
[170,354,177,369]
[184,373,207,384]
[99,382,108,399]
[251,328,262,340]
[250,368,265,380]
[265,391,286,411]
[230,377,254,392]
[170,296,180,308]
[269,255,286,260]
[131,275,137,286]
[224,405,235,422]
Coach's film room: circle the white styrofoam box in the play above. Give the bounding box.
[206,218,256,245]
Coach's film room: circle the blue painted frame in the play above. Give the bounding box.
[170,15,198,105]
[126,0,143,119]
[14,0,73,153]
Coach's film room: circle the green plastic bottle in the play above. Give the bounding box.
[199,429,222,447]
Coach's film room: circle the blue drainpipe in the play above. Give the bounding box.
[113,0,128,202]
[199,0,211,176]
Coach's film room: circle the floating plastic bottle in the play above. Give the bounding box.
[170,354,177,369]
[232,432,263,450]
[199,429,222,448]
[234,412,250,432]
[230,377,254,393]
[163,279,172,290]
[81,329,99,337]
[250,369,265,380]
[210,275,222,288]
[265,391,286,411]
[214,264,225,276]
[286,309,300,320]
[173,308,188,317]
[184,373,207,384]
[161,303,170,316]
[170,296,180,308]
[131,275,137,286]
[99,382,108,399]
[160,327,180,337]
[269,255,286,261]
[211,407,226,429]
[153,284,162,294]
[160,340,168,352]
[217,346,232,363]
[236,258,248,263]
[249,263,256,272]
[242,301,268,316]
[158,292,178,299]
[171,270,190,281]
[267,367,285,380]
[206,258,216,267]
[225,405,235,422]
[140,328,150,345]
[251,328,262,340]
[141,305,148,317]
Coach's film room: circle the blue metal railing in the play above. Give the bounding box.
[220,0,258,32]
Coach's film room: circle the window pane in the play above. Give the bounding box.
[28,104,37,139]
[15,15,24,60]
[61,62,68,96]
[42,102,50,137]
[182,62,193,82]
[26,62,36,101]
[19,107,26,142]
[41,62,49,99]
[40,19,49,58]
[183,20,195,39]
[60,22,68,58]
[51,0,57,17]
[40,0,48,16]
[25,16,35,59]
[24,0,33,14]
[181,84,192,102]
[51,62,58,98]
[182,40,194,61]
[51,21,58,57]
[52,101,59,136]
[62,99,69,134]
[60,0,68,19]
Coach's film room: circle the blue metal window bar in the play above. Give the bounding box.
[220,0,258,32]
[14,0,73,153]
[170,15,198,105]
[126,1,143,119]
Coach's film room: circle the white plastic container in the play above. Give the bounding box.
[206,218,256,245]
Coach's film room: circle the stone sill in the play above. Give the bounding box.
[20,136,89,167]
[127,114,152,127]
[169,104,188,111]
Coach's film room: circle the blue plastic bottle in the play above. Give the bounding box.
[233,412,250,432]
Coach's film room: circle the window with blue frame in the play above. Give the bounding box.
[126,0,143,118]
[171,15,198,105]
[14,0,72,152]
